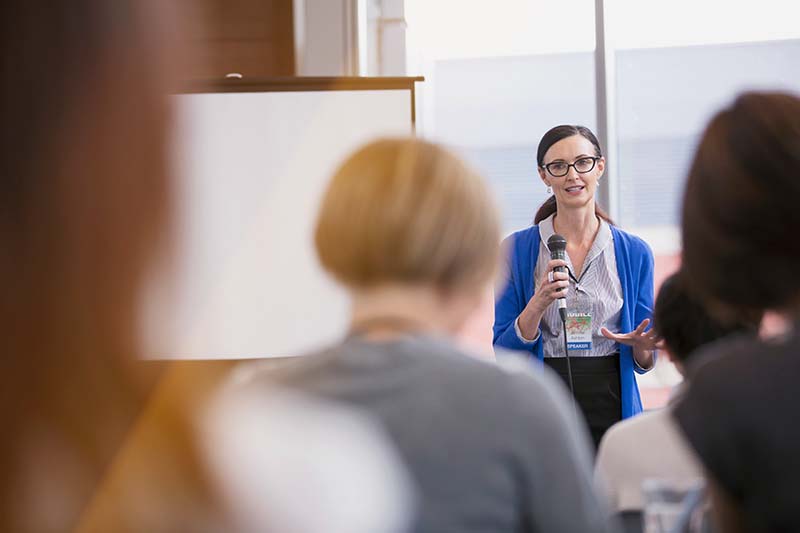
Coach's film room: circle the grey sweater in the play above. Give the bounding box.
[250,335,612,533]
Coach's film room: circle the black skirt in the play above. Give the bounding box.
[544,353,621,451]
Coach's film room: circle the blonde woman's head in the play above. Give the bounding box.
[315,137,501,299]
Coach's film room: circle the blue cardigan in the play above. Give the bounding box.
[493,224,655,419]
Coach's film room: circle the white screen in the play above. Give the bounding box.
[144,89,412,359]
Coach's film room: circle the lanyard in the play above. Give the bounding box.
[566,260,591,286]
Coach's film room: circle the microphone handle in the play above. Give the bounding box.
[552,264,567,322]
[552,262,577,415]
[548,241,578,418]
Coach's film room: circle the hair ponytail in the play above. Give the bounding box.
[533,195,557,224]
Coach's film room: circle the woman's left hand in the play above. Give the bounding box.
[600,319,661,369]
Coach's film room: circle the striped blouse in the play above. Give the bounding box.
[515,213,623,358]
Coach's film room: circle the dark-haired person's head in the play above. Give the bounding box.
[682,92,800,318]
[533,124,614,225]
[654,272,758,372]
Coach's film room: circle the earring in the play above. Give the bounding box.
[546,185,552,194]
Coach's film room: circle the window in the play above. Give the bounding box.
[406,0,597,235]
[609,0,800,241]
[401,0,800,403]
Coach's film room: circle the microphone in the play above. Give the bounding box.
[547,234,568,323]
[548,233,577,413]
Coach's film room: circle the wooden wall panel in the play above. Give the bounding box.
[185,0,295,79]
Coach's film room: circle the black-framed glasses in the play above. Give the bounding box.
[542,156,600,177]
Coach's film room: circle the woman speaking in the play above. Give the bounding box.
[493,125,658,448]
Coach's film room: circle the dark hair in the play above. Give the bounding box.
[682,92,800,316]
[654,272,758,363]
[533,125,614,225]
[1,1,218,529]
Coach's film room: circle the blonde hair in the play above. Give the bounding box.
[315,137,500,292]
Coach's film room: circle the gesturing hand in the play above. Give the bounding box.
[601,319,661,369]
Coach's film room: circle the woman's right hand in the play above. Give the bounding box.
[529,259,569,313]
[517,259,569,339]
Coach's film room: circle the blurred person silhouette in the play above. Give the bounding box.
[0,1,198,529]
[0,2,411,532]
[595,271,758,525]
[673,91,800,533]
[245,137,615,533]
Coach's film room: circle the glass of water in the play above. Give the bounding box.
[642,478,710,533]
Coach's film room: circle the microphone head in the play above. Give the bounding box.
[547,234,567,253]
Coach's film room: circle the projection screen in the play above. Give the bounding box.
[144,78,421,359]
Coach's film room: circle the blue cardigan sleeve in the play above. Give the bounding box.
[632,240,656,375]
[493,233,541,355]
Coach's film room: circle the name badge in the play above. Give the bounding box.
[565,309,593,351]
